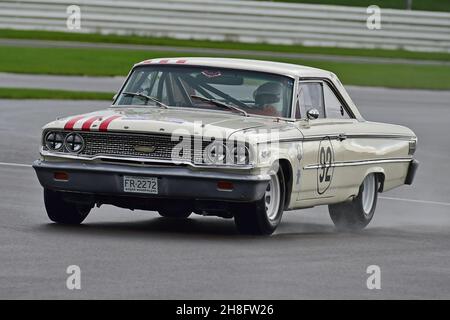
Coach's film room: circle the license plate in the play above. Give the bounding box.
[123,176,158,194]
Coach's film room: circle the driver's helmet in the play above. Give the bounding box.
[253,82,282,106]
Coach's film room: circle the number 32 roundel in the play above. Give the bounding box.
[317,137,335,194]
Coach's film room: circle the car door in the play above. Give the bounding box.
[294,80,356,206]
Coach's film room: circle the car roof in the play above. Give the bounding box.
[135,57,332,78]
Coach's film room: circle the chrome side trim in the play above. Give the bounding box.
[304,157,412,170]
[40,149,255,170]
[345,134,414,140]
[278,133,414,144]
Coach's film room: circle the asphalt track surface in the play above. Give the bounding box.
[0,85,449,299]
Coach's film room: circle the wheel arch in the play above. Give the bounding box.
[277,158,293,210]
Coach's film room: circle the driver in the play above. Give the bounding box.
[252,82,282,117]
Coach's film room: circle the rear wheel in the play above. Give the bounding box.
[44,189,91,225]
[329,173,378,231]
[234,167,285,235]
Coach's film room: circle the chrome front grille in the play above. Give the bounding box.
[82,132,175,160]
[43,131,209,163]
[42,130,253,167]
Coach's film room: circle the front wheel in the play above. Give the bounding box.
[329,173,378,231]
[44,189,91,225]
[234,167,285,235]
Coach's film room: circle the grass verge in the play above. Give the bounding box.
[0,88,114,100]
[1,29,450,62]
[0,45,449,90]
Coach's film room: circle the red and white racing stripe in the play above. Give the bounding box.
[81,116,103,131]
[64,115,121,132]
[64,115,86,130]
[139,59,188,65]
[98,115,122,132]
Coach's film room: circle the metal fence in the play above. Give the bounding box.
[1,0,449,52]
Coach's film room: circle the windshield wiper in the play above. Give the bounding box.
[122,91,168,109]
[190,95,248,117]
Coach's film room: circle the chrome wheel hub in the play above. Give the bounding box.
[362,174,376,215]
[265,173,281,221]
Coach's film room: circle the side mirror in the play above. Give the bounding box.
[306,108,320,120]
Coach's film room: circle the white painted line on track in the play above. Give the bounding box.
[380,196,450,207]
[0,162,32,168]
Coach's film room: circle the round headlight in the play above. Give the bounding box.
[64,133,84,153]
[229,144,249,165]
[204,141,227,164]
[45,132,64,151]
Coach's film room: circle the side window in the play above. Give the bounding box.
[296,83,324,119]
[323,83,350,119]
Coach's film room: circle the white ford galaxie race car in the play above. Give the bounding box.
[33,58,418,235]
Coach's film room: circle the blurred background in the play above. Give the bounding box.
[0,0,449,100]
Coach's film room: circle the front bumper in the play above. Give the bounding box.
[33,160,270,202]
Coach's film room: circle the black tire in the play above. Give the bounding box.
[234,167,285,235]
[328,174,378,231]
[44,189,91,225]
[158,209,192,219]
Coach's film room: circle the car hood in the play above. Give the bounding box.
[44,106,292,139]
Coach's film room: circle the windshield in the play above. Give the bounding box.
[115,65,294,118]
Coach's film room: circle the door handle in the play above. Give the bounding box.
[338,134,347,141]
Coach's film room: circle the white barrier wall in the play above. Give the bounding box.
[0,0,449,52]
